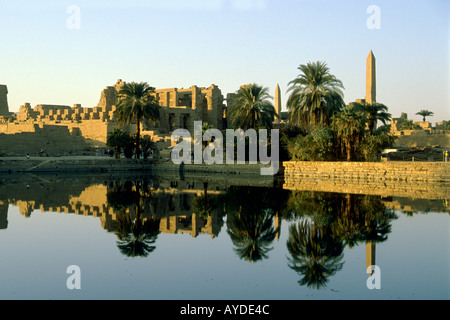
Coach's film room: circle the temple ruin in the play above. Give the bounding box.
[0,80,227,155]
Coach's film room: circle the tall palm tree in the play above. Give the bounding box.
[115,82,160,159]
[416,109,434,122]
[332,106,366,161]
[287,61,345,130]
[352,101,391,132]
[227,83,277,130]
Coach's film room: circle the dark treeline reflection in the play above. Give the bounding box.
[87,178,398,289]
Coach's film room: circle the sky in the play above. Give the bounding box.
[0,0,448,122]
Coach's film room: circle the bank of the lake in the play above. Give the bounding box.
[0,156,270,176]
[283,161,450,200]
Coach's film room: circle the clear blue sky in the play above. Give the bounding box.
[0,0,448,122]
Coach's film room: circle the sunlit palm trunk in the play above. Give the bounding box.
[346,140,352,161]
[313,112,318,130]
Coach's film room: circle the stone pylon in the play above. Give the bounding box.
[274,83,281,123]
[0,85,9,116]
[366,50,376,105]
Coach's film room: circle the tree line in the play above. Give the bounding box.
[107,61,402,161]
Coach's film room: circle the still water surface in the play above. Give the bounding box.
[0,173,448,300]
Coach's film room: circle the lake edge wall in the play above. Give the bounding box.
[283,161,450,199]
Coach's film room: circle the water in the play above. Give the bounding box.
[0,173,448,300]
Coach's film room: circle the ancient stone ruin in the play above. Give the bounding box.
[0,80,227,156]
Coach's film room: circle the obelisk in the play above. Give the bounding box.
[274,83,281,123]
[365,51,376,105]
[0,85,9,116]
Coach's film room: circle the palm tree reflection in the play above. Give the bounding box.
[115,211,160,258]
[225,187,285,263]
[107,180,161,258]
[227,208,278,263]
[286,219,344,289]
[191,182,216,219]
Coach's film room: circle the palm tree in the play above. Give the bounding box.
[352,101,391,132]
[399,119,421,130]
[140,135,156,159]
[416,109,434,122]
[332,106,366,161]
[106,128,133,159]
[287,61,345,130]
[115,82,160,159]
[227,83,277,130]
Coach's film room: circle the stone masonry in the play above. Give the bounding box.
[283,161,450,199]
[0,80,227,155]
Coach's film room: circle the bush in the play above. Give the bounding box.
[107,128,135,158]
[359,129,395,161]
[284,125,394,162]
[286,128,335,161]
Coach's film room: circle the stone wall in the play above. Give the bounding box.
[283,161,450,199]
[393,130,450,148]
[0,125,93,156]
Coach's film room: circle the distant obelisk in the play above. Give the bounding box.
[365,50,376,105]
[274,83,281,123]
[0,85,9,116]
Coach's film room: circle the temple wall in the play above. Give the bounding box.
[0,125,92,156]
[393,131,450,148]
[0,81,227,155]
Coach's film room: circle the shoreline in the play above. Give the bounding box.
[1,156,449,181]
[0,156,448,200]
[0,156,275,176]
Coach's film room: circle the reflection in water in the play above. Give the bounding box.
[224,186,288,263]
[286,219,344,289]
[0,173,448,291]
[283,191,399,288]
[108,181,161,258]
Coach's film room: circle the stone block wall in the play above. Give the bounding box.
[283,161,450,199]
[283,161,450,182]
